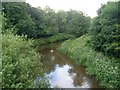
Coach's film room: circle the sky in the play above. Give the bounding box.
[26,0,115,18]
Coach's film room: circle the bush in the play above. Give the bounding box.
[2,32,48,88]
[91,2,120,58]
[59,34,120,88]
[33,33,76,46]
[47,33,75,43]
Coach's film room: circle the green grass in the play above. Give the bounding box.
[59,34,120,88]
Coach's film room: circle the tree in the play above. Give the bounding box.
[2,2,36,38]
[66,10,91,37]
[43,6,58,36]
[3,2,91,39]
[91,1,120,58]
[57,10,68,33]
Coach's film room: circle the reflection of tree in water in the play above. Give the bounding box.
[41,49,67,74]
[39,44,100,88]
[68,68,84,87]
[41,46,80,72]
[73,73,83,87]
[42,48,86,87]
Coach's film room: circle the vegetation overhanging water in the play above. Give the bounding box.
[1,1,120,88]
[38,42,101,88]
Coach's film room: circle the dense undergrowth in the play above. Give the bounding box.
[34,33,75,46]
[2,31,49,88]
[1,1,120,88]
[90,2,120,58]
[59,34,120,88]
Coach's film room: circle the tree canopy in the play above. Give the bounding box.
[2,2,91,38]
[91,1,120,58]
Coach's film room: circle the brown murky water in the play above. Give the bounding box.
[39,42,101,88]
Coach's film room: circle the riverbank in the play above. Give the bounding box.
[59,34,120,88]
[33,33,75,46]
[2,32,49,88]
[39,42,101,88]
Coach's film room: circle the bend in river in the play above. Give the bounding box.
[38,43,101,88]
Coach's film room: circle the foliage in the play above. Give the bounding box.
[2,2,91,39]
[2,31,49,88]
[90,1,120,58]
[57,10,68,33]
[59,35,120,88]
[34,77,50,88]
[66,10,91,37]
[34,33,75,46]
[2,2,36,38]
[27,6,46,37]
[1,1,120,89]
[43,6,58,36]
[47,33,75,43]
[57,10,91,37]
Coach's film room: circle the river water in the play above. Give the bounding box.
[39,42,101,88]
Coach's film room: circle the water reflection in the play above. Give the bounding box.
[45,64,74,88]
[45,64,93,88]
[39,43,100,88]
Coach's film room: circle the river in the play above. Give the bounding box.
[38,42,101,88]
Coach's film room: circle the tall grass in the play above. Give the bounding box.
[59,34,120,88]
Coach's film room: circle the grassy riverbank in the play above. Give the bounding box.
[59,34,120,88]
[33,33,75,46]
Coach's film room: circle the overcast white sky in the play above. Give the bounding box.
[26,0,116,18]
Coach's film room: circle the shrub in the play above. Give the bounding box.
[2,32,48,88]
[33,33,75,46]
[91,2,120,58]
